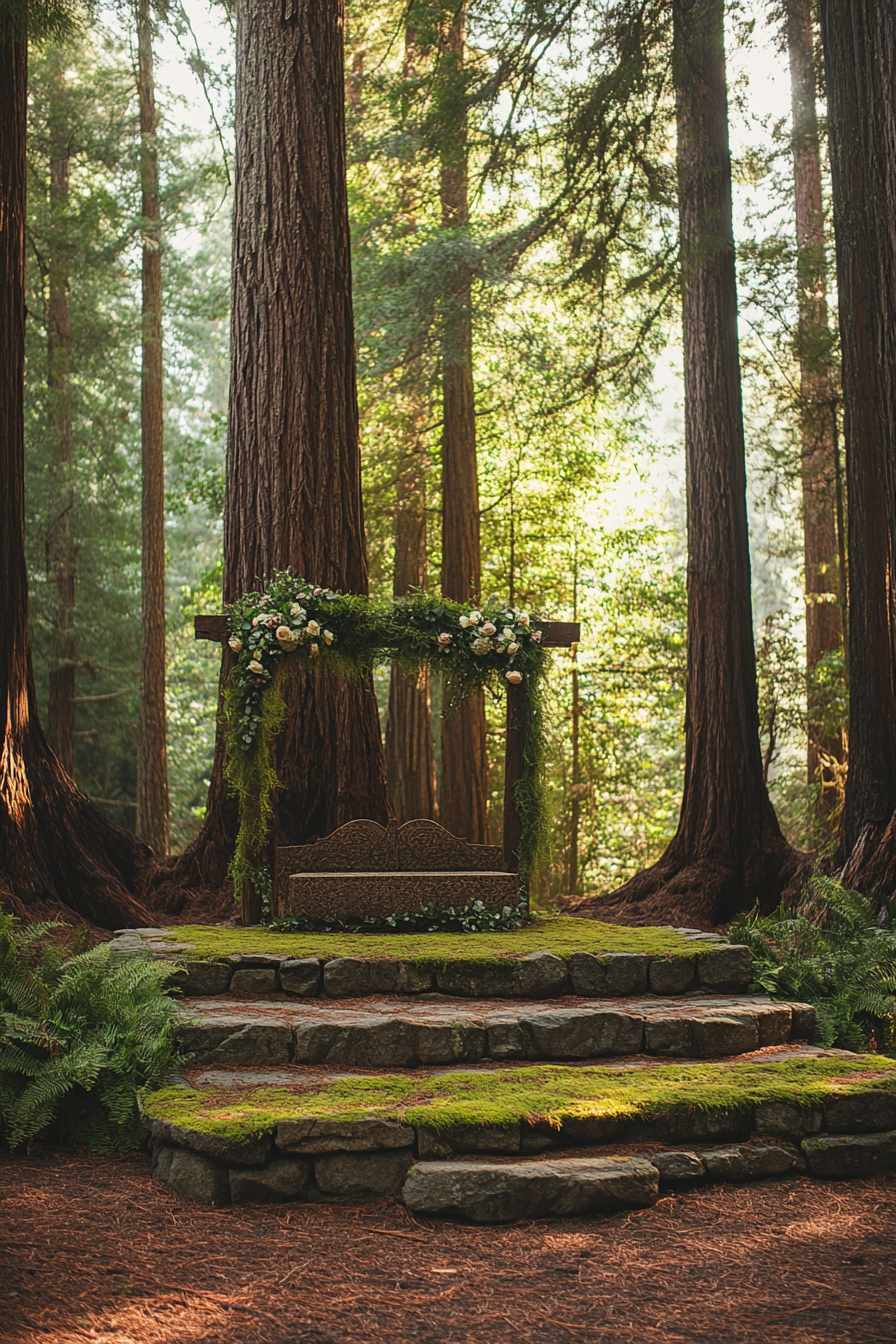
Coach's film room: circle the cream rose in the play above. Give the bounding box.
[502,626,514,639]
[306,620,320,636]
[459,615,471,628]
[324,629,335,645]
[310,642,320,658]
[247,659,264,674]
[275,625,293,645]
[228,636,242,653]
[438,632,452,645]
[289,602,305,619]
[481,621,496,636]
[470,610,481,623]
[505,669,523,684]
[518,613,530,626]
[507,641,520,655]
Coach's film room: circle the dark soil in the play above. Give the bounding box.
[1,1149,893,1343]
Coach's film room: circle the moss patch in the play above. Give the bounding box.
[159,916,707,965]
[144,1055,896,1142]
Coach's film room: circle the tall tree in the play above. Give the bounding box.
[44,46,76,775]
[158,0,389,905]
[784,0,844,809]
[436,1,489,844]
[817,0,896,891]
[0,1,153,926]
[135,0,169,855]
[576,0,801,926]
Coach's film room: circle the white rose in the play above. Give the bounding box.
[503,627,514,639]
[275,625,293,645]
[247,659,264,674]
[228,636,242,653]
[306,620,320,636]
[481,621,496,636]
[532,630,543,643]
[470,610,481,623]
[507,642,520,655]
[324,629,334,645]
[505,669,523,684]
[289,602,305,619]
[438,632,452,645]
[459,615,470,628]
[518,613,530,626]
[310,642,320,658]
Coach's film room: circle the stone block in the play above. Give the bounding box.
[648,957,696,996]
[688,1015,759,1058]
[521,1008,643,1059]
[149,1119,272,1167]
[824,1092,896,1133]
[802,1129,896,1177]
[643,1017,691,1056]
[789,1003,817,1041]
[487,1016,528,1060]
[230,968,278,996]
[179,1016,293,1066]
[697,945,753,992]
[602,954,651,997]
[650,1151,705,1182]
[417,1123,521,1159]
[152,1144,230,1206]
[413,1017,487,1065]
[323,958,400,998]
[280,958,322,996]
[169,961,232,997]
[520,1122,561,1154]
[402,1156,659,1223]
[703,1144,800,1181]
[755,1004,793,1047]
[315,1149,415,1200]
[395,962,436,994]
[229,953,289,969]
[275,1116,415,1153]
[755,1100,823,1138]
[436,962,518,998]
[568,952,609,997]
[515,952,569,998]
[557,1114,625,1146]
[294,1016,416,1069]
[229,1156,314,1204]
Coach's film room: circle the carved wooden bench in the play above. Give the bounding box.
[274,818,520,922]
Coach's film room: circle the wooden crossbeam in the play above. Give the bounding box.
[194,612,580,893]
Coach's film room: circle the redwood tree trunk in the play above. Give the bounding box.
[385,453,438,821]
[818,0,896,891]
[136,0,170,855]
[46,51,76,777]
[437,2,489,844]
[785,0,844,805]
[156,0,389,904]
[0,15,153,927]
[574,0,802,928]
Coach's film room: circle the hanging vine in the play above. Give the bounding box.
[223,571,552,897]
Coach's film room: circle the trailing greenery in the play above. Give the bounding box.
[144,1052,896,1141]
[0,913,183,1152]
[270,896,527,936]
[731,878,896,1053]
[224,573,551,895]
[158,916,708,964]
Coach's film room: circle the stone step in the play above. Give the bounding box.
[177,992,816,1070]
[144,1047,896,1213]
[110,922,753,1001]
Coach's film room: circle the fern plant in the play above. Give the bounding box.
[731,877,896,1053]
[0,912,183,1152]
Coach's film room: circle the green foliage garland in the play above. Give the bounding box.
[224,571,552,897]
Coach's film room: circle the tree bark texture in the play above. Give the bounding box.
[159,0,389,904]
[785,0,844,800]
[0,17,153,927]
[385,454,438,821]
[818,0,896,890]
[437,3,489,844]
[45,52,76,777]
[136,0,170,856]
[574,0,801,927]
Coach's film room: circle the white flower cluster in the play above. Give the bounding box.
[447,604,543,683]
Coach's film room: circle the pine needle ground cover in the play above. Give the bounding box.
[159,917,706,964]
[144,1054,896,1142]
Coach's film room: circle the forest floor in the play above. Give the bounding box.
[1,1150,894,1344]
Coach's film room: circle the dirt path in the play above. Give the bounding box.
[1,1150,893,1343]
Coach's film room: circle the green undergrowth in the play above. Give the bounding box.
[144,1054,895,1142]
[158,916,707,965]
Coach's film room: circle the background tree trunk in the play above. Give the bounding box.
[437,2,489,844]
[785,0,844,809]
[574,0,802,927]
[818,0,896,891]
[386,451,438,821]
[136,0,170,856]
[0,15,153,927]
[156,0,389,906]
[45,50,76,776]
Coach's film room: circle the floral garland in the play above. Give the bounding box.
[223,571,551,899]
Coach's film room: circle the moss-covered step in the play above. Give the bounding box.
[176,993,814,1069]
[109,920,752,1000]
[144,1050,896,1212]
